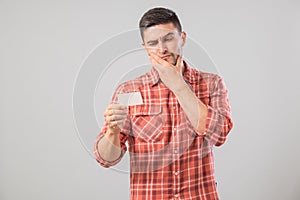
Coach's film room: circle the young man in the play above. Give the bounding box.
[94,7,233,200]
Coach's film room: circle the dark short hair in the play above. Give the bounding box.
[139,7,182,40]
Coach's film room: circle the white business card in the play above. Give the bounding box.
[118,92,143,106]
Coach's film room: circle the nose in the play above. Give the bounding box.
[157,40,167,54]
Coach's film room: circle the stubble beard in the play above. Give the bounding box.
[169,53,179,65]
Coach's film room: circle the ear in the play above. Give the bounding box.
[181,31,187,47]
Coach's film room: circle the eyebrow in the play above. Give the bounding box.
[146,32,175,44]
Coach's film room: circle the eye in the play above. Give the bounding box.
[163,36,174,42]
[147,41,158,46]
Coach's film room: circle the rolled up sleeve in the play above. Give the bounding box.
[93,125,128,168]
[93,84,130,168]
[204,76,233,146]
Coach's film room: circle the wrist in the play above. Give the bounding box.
[106,128,121,136]
[172,79,188,94]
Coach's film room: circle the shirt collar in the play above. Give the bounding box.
[146,60,197,87]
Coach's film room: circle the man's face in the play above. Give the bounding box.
[142,23,186,65]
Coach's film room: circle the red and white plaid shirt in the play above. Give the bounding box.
[94,61,233,200]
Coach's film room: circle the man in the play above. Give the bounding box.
[94,7,233,200]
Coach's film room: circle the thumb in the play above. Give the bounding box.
[176,55,183,73]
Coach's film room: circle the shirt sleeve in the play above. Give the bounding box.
[203,75,233,147]
[182,74,233,147]
[93,84,131,168]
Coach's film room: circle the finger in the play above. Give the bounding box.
[108,120,125,129]
[109,104,127,110]
[104,109,114,117]
[106,104,127,112]
[150,56,159,66]
[175,55,183,73]
[104,105,127,117]
[114,119,126,126]
[106,114,127,122]
[150,53,174,69]
[108,121,119,128]
[149,54,164,73]
[104,109,127,117]
[150,53,166,65]
[175,54,182,68]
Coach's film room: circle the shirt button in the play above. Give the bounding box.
[174,193,179,198]
[174,171,179,176]
[172,106,177,110]
[174,149,178,154]
[173,127,177,131]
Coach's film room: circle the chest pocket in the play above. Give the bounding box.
[129,104,164,143]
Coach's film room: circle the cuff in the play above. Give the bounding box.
[94,134,125,168]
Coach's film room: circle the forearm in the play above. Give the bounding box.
[173,81,208,133]
[97,129,122,162]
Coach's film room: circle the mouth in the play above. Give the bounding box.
[161,55,170,60]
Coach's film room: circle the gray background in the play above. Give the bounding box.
[1,0,300,199]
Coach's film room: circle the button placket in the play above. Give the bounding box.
[170,92,181,199]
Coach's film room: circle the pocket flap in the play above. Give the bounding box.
[130,104,162,116]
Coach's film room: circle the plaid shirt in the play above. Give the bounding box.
[94,61,233,200]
